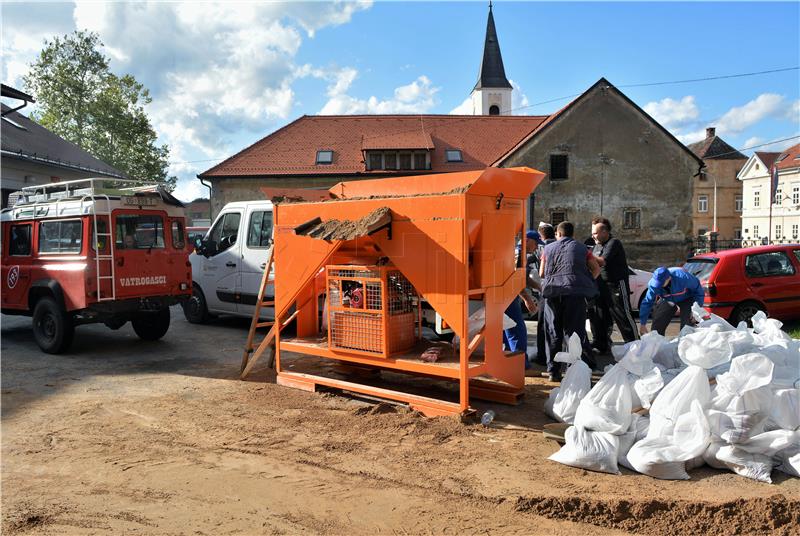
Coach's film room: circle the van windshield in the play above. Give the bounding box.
[116,214,165,249]
[684,258,718,280]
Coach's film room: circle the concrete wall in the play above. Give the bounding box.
[693,158,745,239]
[502,85,701,269]
[1,157,113,208]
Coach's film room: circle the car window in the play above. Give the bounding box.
[92,219,110,253]
[9,224,32,256]
[247,210,273,248]
[115,215,165,249]
[744,252,796,278]
[39,220,82,254]
[684,258,718,280]
[207,212,241,253]
[171,220,185,249]
[793,249,800,266]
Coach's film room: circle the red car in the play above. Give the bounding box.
[684,244,800,325]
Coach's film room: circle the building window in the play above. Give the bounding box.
[384,152,397,170]
[774,184,783,204]
[698,228,708,236]
[8,224,32,256]
[489,104,500,115]
[445,149,463,162]
[734,229,742,240]
[698,170,708,182]
[735,194,743,212]
[414,153,427,170]
[753,224,759,238]
[698,195,709,213]
[775,224,783,239]
[368,152,382,170]
[623,209,642,230]
[793,184,800,205]
[549,154,568,181]
[315,150,333,165]
[550,210,567,226]
[399,153,412,170]
[753,189,760,208]
[792,224,799,239]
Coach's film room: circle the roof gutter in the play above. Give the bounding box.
[1,149,127,179]
[1,101,28,117]
[198,177,213,220]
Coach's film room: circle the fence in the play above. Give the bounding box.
[692,237,800,255]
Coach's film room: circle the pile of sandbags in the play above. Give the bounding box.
[547,309,800,482]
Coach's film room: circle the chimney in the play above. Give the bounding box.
[706,127,716,139]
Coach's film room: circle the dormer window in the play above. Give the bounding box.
[365,150,430,171]
[445,149,463,162]
[316,150,333,165]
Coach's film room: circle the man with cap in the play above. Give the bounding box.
[639,266,705,335]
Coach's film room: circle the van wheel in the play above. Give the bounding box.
[182,284,209,324]
[730,301,764,327]
[132,308,171,341]
[32,297,74,354]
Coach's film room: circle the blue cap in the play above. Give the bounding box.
[652,267,671,286]
[526,230,544,246]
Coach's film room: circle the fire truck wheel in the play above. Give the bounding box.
[182,284,209,324]
[132,308,171,341]
[32,296,75,354]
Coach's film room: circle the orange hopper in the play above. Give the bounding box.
[266,167,545,417]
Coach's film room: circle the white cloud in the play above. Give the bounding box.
[319,75,440,115]
[644,96,699,129]
[450,96,472,115]
[744,136,763,149]
[715,93,786,133]
[510,79,530,114]
[784,99,800,123]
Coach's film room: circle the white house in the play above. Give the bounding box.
[738,144,800,244]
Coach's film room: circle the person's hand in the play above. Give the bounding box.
[522,294,537,314]
[639,324,649,336]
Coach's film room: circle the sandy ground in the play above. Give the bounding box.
[2,308,799,535]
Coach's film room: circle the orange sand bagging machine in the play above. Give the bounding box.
[253,167,545,417]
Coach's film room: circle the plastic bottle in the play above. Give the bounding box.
[480,410,496,427]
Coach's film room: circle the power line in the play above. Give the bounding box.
[705,135,800,160]
[618,67,799,89]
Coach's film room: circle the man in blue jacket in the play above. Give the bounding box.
[639,266,705,336]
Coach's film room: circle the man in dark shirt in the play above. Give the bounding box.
[588,217,639,351]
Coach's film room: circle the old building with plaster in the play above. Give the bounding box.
[687,127,747,240]
[199,5,702,267]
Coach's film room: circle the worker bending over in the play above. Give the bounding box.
[639,266,705,336]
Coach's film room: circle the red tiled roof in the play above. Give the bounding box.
[200,114,549,178]
[775,143,800,170]
[755,151,781,170]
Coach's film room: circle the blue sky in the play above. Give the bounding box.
[2,1,798,201]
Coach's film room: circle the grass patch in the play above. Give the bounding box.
[783,319,800,339]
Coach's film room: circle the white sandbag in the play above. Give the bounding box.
[709,354,775,443]
[776,448,800,477]
[704,441,774,483]
[736,429,800,457]
[573,363,633,434]
[633,367,664,410]
[691,303,735,331]
[678,325,733,369]
[545,334,591,424]
[618,414,649,471]
[627,401,710,480]
[548,426,621,475]
[653,338,682,370]
[751,310,792,345]
[767,388,800,431]
[759,343,800,388]
[614,332,662,376]
[648,366,710,438]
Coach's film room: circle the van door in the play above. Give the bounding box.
[196,211,242,313]
[2,222,33,308]
[237,205,274,318]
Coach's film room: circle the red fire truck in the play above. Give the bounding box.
[1,178,192,353]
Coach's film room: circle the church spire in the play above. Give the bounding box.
[474,2,512,90]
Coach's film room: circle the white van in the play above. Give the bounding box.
[182,200,274,323]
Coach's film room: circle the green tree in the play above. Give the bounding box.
[23,30,176,189]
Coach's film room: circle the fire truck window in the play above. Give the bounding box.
[207,212,241,254]
[9,224,32,256]
[39,220,83,254]
[247,210,273,248]
[171,221,185,249]
[115,215,165,249]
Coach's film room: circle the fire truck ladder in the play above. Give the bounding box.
[240,250,275,379]
[82,193,116,301]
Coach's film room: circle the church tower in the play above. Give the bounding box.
[470,2,513,115]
